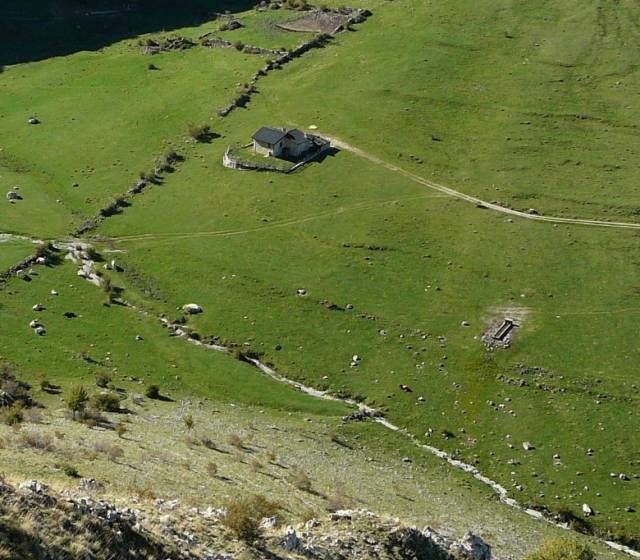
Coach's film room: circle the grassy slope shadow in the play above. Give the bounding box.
[0,0,257,66]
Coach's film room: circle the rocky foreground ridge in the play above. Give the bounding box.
[2,479,492,560]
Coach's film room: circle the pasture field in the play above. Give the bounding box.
[0,238,35,269]
[0,36,264,237]
[98,143,640,540]
[1,0,639,555]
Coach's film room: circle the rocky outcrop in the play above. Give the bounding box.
[3,483,494,560]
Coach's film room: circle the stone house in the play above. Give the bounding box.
[252,127,313,159]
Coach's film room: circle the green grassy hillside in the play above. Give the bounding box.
[0,0,638,555]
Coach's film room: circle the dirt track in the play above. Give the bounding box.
[327,135,640,231]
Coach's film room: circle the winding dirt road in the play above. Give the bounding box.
[326,135,640,231]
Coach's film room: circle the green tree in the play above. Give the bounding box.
[65,386,89,419]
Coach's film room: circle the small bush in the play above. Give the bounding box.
[201,437,218,450]
[95,372,111,388]
[145,384,161,399]
[94,441,124,462]
[1,405,24,426]
[233,40,245,51]
[102,277,123,304]
[222,494,280,543]
[524,539,595,560]
[65,386,89,419]
[291,467,312,492]
[183,414,194,431]
[19,431,54,451]
[187,123,213,142]
[206,461,218,477]
[58,463,80,478]
[227,433,245,449]
[115,422,127,438]
[92,392,122,412]
[34,242,54,259]
[39,377,52,391]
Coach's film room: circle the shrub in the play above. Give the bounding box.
[95,372,111,388]
[85,247,102,262]
[234,40,245,51]
[91,392,122,412]
[201,437,218,450]
[1,405,24,426]
[39,377,49,391]
[227,433,245,449]
[94,441,124,462]
[34,242,54,259]
[65,386,89,419]
[206,461,218,477]
[145,384,161,399]
[115,422,127,438]
[291,467,312,492]
[222,494,280,542]
[58,463,80,478]
[102,277,122,304]
[19,431,54,451]
[183,414,194,432]
[524,539,595,560]
[187,123,213,142]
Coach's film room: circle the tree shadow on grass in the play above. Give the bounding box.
[0,0,258,66]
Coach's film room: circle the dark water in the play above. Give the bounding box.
[0,0,255,66]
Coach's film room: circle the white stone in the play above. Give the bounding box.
[182,303,203,314]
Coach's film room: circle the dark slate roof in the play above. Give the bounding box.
[252,126,287,145]
[286,128,307,143]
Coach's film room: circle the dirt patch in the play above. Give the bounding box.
[481,306,530,349]
[277,8,371,34]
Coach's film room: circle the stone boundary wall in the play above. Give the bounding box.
[217,33,333,118]
[200,36,285,57]
[0,255,37,286]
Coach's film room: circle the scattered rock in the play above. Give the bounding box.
[280,526,302,552]
[28,117,40,125]
[582,503,594,516]
[451,532,492,560]
[182,303,203,315]
[522,441,535,451]
[32,303,44,312]
[19,480,49,494]
[6,190,22,201]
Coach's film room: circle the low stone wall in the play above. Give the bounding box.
[223,147,291,172]
[223,141,331,174]
[0,255,37,287]
[201,36,285,57]
[217,33,333,118]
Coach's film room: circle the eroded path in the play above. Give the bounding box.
[327,135,640,231]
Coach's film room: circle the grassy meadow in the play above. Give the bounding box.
[0,0,639,553]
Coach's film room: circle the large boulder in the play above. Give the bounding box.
[182,303,203,315]
[451,532,491,560]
